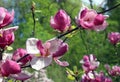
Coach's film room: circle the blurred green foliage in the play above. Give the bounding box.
[1,0,120,82]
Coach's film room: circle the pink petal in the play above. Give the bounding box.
[0,8,6,24]
[37,40,46,56]
[93,21,108,31]
[50,16,58,29]
[94,14,104,25]
[1,60,21,76]
[80,8,87,18]
[53,42,68,57]
[0,9,14,27]
[54,58,69,66]
[47,38,63,54]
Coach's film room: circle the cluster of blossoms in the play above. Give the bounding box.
[50,7,108,32]
[0,2,119,82]
[81,71,112,82]
[105,64,120,76]
[0,7,69,81]
[80,54,112,82]
[0,7,32,81]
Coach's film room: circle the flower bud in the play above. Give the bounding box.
[1,60,21,77]
[0,7,14,28]
[50,9,71,32]
[0,26,18,49]
[108,32,120,45]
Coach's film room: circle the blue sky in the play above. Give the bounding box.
[82,0,105,5]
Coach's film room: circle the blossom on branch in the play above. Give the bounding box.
[81,71,112,82]
[50,9,71,32]
[1,60,21,77]
[0,7,14,28]
[26,38,69,70]
[108,32,120,45]
[12,48,32,66]
[80,54,100,73]
[76,7,108,31]
[105,64,120,76]
[0,26,18,49]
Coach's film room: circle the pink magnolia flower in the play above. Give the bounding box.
[76,7,108,31]
[80,54,100,73]
[0,7,14,28]
[81,71,112,82]
[0,26,18,49]
[105,64,120,76]
[108,32,120,45]
[1,60,21,77]
[50,9,71,32]
[0,53,32,81]
[12,48,32,66]
[26,38,69,70]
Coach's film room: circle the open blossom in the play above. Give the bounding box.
[0,7,14,28]
[108,32,120,45]
[80,54,100,73]
[12,48,32,66]
[0,26,18,49]
[26,38,69,70]
[81,71,112,82]
[76,7,108,31]
[105,64,120,76]
[50,9,71,32]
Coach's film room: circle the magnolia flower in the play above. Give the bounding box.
[105,64,120,76]
[0,26,18,49]
[80,54,100,73]
[108,32,120,45]
[0,7,14,28]
[76,7,108,31]
[1,60,21,77]
[50,9,71,32]
[12,48,32,66]
[81,71,112,82]
[26,38,69,70]
[0,53,32,81]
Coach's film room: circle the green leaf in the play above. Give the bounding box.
[67,74,75,80]
[35,10,42,13]
[73,66,78,73]
[6,46,13,51]
[66,68,75,75]
[8,80,13,82]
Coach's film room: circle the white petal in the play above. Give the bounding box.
[0,77,3,82]
[2,53,13,60]
[30,56,52,70]
[26,38,39,54]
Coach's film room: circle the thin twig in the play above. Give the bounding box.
[57,26,79,38]
[21,65,31,68]
[17,54,29,62]
[89,0,93,9]
[31,3,36,37]
[0,49,4,60]
[98,3,120,14]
